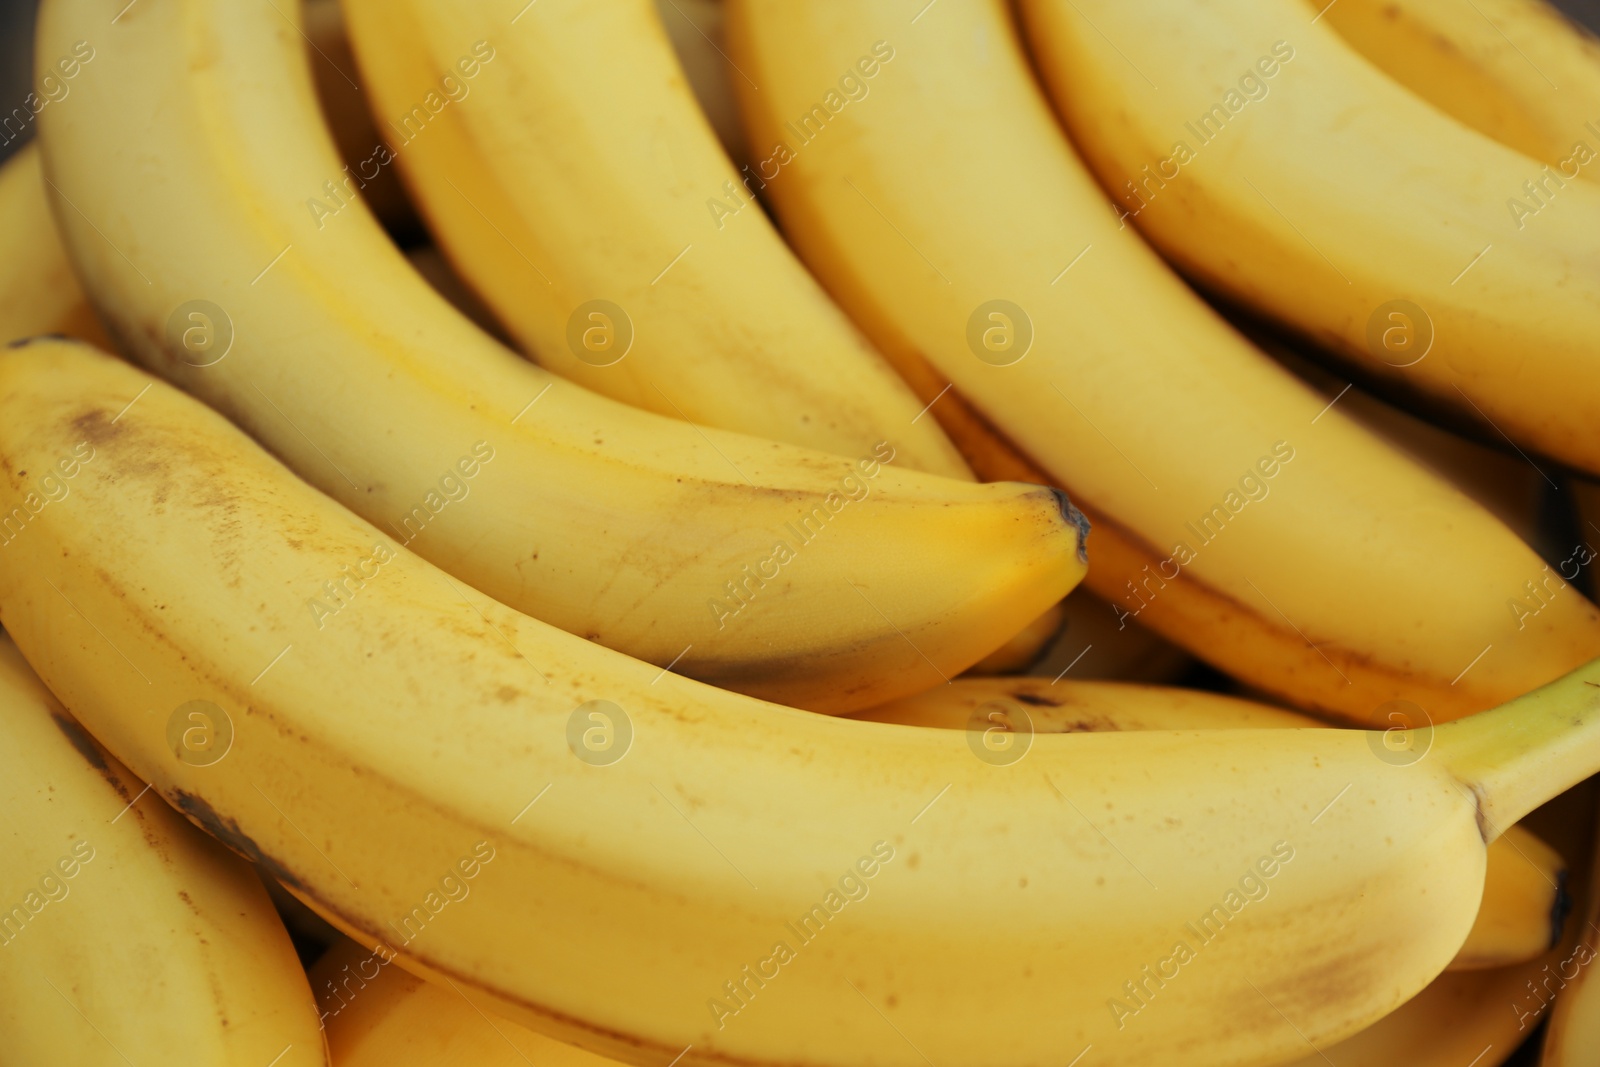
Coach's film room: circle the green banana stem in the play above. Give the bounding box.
[1437,658,1600,840]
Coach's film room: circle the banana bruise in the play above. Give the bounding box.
[35,0,1084,714]
[0,634,327,1065]
[724,0,1600,723]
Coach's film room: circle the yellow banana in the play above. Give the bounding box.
[0,632,327,1065]
[724,0,1600,723]
[9,339,1600,1067]
[0,143,103,345]
[1018,0,1600,478]
[861,675,1569,973]
[1316,0,1600,182]
[35,0,1083,714]
[338,0,969,477]
[313,935,616,1065]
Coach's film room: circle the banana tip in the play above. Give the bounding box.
[1050,487,1091,564]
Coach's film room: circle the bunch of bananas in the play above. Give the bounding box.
[3,0,1600,1063]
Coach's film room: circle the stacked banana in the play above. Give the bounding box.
[3,0,1600,1063]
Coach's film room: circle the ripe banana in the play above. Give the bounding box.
[35,0,1083,714]
[338,0,969,477]
[313,935,616,1065]
[9,339,1600,1067]
[724,0,1600,723]
[1018,0,1600,478]
[1316,0,1600,182]
[860,675,1569,973]
[0,143,103,345]
[0,632,327,1065]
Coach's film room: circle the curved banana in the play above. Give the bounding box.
[724,0,1600,723]
[7,339,1600,1067]
[1019,0,1600,478]
[861,675,1568,973]
[0,143,103,345]
[35,0,1083,714]
[0,633,326,1065]
[313,936,615,1065]
[338,0,969,477]
[1316,0,1600,181]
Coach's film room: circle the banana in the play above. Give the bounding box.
[1316,0,1600,182]
[724,0,1600,723]
[10,338,1600,1067]
[859,675,1569,973]
[0,631,327,1065]
[339,0,969,478]
[35,0,1083,714]
[0,143,104,346]
[1018,0,1600,478]
[313,935,616,1065]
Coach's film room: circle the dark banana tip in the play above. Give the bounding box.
[1049,486,1091,564]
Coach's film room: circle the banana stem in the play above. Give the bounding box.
[1436,658,1600,840]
